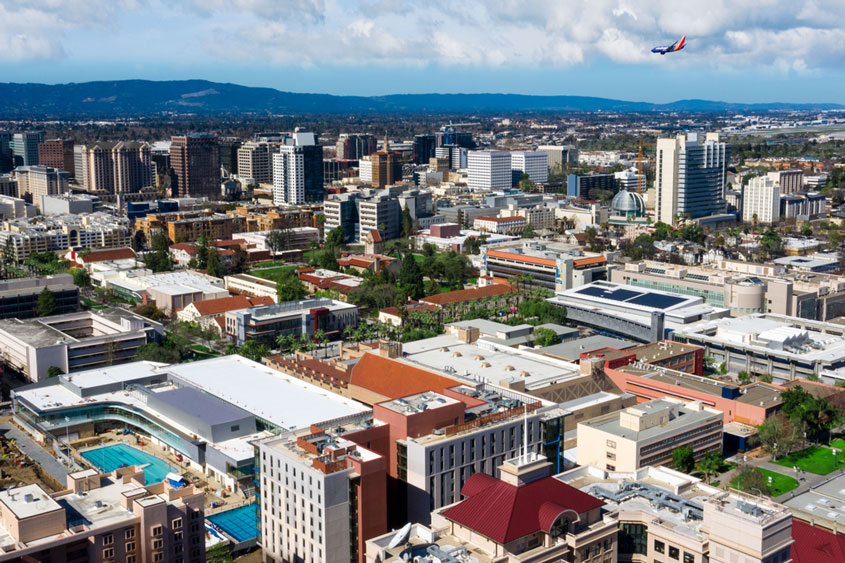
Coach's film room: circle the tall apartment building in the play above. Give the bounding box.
[467,150,512,190]
[0,130,11,173]
[656,132,730,225]
[218,137,242,175]
[0,470,205,563]
[435,145,468,170]
[15,165,70,205]
[768,169,804,194]
[323,193,361,242]
[371,139,403,188]
[272,133,323,205]
[336,133,377,160]
[743,175,781,224]
[75,141,152,193]
[538,144,578,169]
[237,141,274,184]
[0,212,130,261]
[358,194,400,240]
[413,134,437,164]
[37,138,75,176]
[11,131,42,167]
[170,133,219,198]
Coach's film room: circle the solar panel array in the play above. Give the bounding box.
[574,285,687,310]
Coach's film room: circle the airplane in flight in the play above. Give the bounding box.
[651,35,686,55]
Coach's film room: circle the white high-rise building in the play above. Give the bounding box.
[743,176,780,224]
[510,151,549,184]
[358,158,372,183]
[467,150,511,191]
[273,147,305,205]
[655,132,729,225]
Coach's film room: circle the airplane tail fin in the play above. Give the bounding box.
[675,36,686,51]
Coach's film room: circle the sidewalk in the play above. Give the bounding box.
[0,422,69,484]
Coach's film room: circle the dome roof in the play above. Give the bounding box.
[611,189,646,217]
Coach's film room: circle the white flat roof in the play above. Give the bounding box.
[61,361,166,390]
[0,484,62,520]
[165,355,368,430]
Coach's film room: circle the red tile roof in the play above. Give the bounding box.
[190,295,273,316]
[420,284,513,306]
[350,353,472,403]
[379,304,439,318]
[81,247,136,262]
[442,473,604,544]
[170,243,197,255]
[792,519,845,563]
[368,229,382,243]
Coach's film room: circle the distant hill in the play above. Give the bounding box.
[0,80,840,117]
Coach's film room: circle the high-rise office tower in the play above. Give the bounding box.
[237,141,275,184]
[436,127,474,148]
[511,151,549,184]
[170,134,220,199]
[336,133,377,160]
[742,176,780,224]
[219,138,242,176]
[467,150,512,190]
[16,166,70,206]
[12,132,43,167]
[412,134,437,165]
[371,138,403,188]
[272,132,323,205]
[0,131,12,173]
[656,132,729,225]
[37,139,75,177]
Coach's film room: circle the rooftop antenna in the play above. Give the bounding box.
[523,404,528,461]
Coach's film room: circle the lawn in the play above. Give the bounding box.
[772,445,845,475]
[81,297,107,310]
[830,439,845,451]
[731,468,799,497]
[249,266,296,280]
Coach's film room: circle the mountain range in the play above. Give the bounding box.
[0,79,841,116]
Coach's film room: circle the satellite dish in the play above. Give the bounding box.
[388,522,412,549]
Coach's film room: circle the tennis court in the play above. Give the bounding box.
[80,443,172,485]
[207,504,259,543]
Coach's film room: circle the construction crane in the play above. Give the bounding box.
[636,138,657,194]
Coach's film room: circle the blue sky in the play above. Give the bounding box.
[1,0,844,103]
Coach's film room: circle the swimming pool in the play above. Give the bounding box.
[80,443,172,485]
[207,504,258,543]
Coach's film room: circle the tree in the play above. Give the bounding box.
[672,445,695,473]
[195,237,209,270]
[697,451,722,484]
[734,464,773,496]
[206,248,223,278]
[521,224,535,239]
[758,415,788,459]
[135,343,182,364]
[533,327,559,347]
[150,231,171,253]
[399,253,425,300]
[652,222,674,241]
[46,366,64,378]
[266,230,288,255]
[760,228,783,258]
[801,221,814,237]
[584,226,600,252]
[35,287,56,317]
[325,226,345,250]
[401,205,414,239]
[737,371,751,384]
[276,271,307,303]
[70,268,91,288]
[133,303,167,322]
[422,242,437,257]
[132,230,147,252]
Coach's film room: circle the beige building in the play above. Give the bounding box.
[224,273,278,302]
[0,467,204,563]
[237,141,275,184]
[743,175,780,224]
[15,165,69,206]
[767,169,804,194]
[560,464,793,563]
[76,141,152,193]
[577,398,723,472]
[500,204,556,230]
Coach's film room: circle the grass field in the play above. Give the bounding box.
[249,266,296,280]
[81,297,107,310]
[773,445,845,475]
[731,468,799,497]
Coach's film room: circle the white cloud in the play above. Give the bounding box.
[0,0,844,74]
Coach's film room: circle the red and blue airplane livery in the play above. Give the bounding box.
[651,36,686,55]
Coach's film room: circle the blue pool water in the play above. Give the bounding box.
[80,443,172,485]
[207,504,259,543]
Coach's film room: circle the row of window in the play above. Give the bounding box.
[654,539,695,562]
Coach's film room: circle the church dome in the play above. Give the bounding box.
[611,189,646,218]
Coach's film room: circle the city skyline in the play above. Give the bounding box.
[1,1,845,104]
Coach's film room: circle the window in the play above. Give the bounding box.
[152,525,163,537]
[606,452,616,460]
[175,531,183,542]
[127,556,136,563]
[684,553,695,563]
[191,510,200,519]
[153,553,164,562]
[153,539,163,550]
[103,534,114,546]
[618,523,647,555]
[607,440,616,448]
[175,544,184,554]
[655,540,665,554]
[669,546,680,560]
[126,541,136,552]
[125,528,135,539]
[606,464,616,471]
[172,518,182,529]
[231,424,240,431]
[103,548,114,559]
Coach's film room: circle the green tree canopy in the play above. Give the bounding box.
[46,366,64,378]
[399,253,425,300]
[276,270,307,303]
[35,287,56,317]
[533,327,559,347]
[672,445,695,473]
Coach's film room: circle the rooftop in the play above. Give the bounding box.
[579,398,721,440]
[539,334,637,361]
[420,284,513,306]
